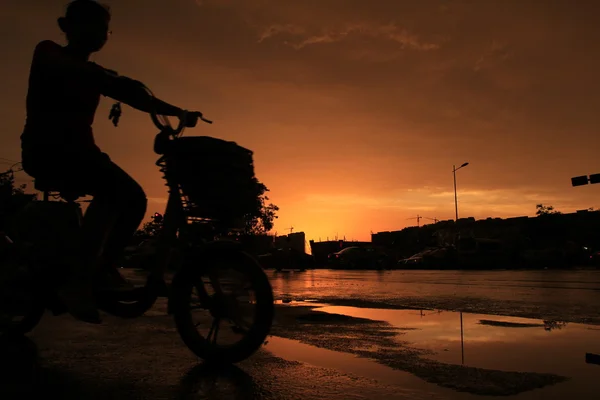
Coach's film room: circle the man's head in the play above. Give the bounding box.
[58,0,111,54]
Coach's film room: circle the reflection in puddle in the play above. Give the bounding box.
[315,306,600,399]
[266,336,447,398]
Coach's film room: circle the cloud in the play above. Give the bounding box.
[304,186,580,219]
[473,40,512,72]
[258,22,441,51]
[257,24,304,42]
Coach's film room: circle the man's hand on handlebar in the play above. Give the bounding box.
[183,111,202,127]
[140,81,213,133]
[181,110,213,127]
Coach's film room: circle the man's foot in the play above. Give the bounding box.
[56,278,101,324]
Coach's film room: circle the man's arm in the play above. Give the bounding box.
[101,75,182,116]
[34,40,111,88]
[33,40,182,116]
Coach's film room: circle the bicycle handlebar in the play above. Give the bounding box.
[200,116,213,124]
[143,83,212,136]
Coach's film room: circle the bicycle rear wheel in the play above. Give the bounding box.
[170,249,274,364]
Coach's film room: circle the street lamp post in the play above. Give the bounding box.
[460,311,465,365]
[453,162,469,221]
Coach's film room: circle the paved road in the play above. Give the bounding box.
[0,299,445,400]
[2,269,598,399]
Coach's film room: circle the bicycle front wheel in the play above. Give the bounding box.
[170,249,274,364]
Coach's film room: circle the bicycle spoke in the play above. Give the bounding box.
[186,261,264,351]
[206,317,221,344]
[212,320,220,344]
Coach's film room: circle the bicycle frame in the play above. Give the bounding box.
[147,161,186,281]
[147,148,238,304]
[143,84,222,284]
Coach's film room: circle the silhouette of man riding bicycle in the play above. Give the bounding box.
[9,1,274,365]
[20,0,204,323]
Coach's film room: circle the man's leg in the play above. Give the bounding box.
[57,153,145,322]
[99,168,147,269]
[57,195,118,324]
[79,197,120,264]
[86,161,148,288]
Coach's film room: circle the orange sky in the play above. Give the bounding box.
[2,0,600,242]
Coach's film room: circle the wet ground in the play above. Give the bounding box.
[0,269,598,399]
[270,304,598,398]
[270,269,600,324]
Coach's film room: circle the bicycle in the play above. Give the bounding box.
[0,87,275,364]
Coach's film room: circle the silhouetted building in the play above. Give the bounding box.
[372,211,600,268]
[274,232,306,253]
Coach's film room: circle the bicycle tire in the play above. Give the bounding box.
[171,249,274,364]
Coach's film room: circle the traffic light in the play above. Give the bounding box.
[152,212,163,224]
[590,174,600,184]
[572,175,589,187]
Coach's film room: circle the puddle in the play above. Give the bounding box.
[265,336,456,399]
[315,306,600,399]
[274,299,328,307]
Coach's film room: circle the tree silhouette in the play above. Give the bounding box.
[135,213,163,238]
[135,182,279,237]
[0,168,36,231]
[242,182,279,235]
[543,320,568,331]
[535,204,561,216]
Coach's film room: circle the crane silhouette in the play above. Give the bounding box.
[286,226,294,234]
[424,217,439,224]
[407,215,423,227]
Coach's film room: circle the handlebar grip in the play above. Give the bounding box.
[177,110,188,131]
[201,117,213,124]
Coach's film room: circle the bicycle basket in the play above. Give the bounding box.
[165,136,262,225]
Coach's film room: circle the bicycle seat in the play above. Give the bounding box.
[34,178,87,201]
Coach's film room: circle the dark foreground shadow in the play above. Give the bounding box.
[177,362,266,400]
[0,336,266,399]
[0,334,117,399]
[0,333,43,398]
[0,334,268,399]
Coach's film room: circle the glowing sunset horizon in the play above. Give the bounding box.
[3,0,600,242]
